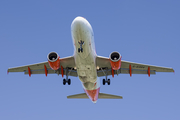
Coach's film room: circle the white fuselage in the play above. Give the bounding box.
[71,17,100,103]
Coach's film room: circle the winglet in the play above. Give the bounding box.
[7,70,9,74]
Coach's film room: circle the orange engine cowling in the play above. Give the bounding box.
[109,52,122,70]
[47,52,60,70]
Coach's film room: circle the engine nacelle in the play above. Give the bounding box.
[47,52,60,70]
[109,51,122,70]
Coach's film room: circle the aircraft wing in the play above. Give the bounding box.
[96,56,174,77]
[8,56,78,77]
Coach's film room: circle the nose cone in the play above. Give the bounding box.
[72,16,86,23]
[84,88,100,103]
[71,16,87,29]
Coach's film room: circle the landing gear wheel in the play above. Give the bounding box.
[103,79,105,85]
[81,48,83,52]
[78,48,83,53]
[63,79,66,85]
[68,79,71,85]
[107,79,110,85]
[78,48,80,53]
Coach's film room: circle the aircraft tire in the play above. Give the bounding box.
[78,48,80,53]
[63,79,66,85]
[68,79,71,85]
[103,79,105,85]
[108,79,110,85]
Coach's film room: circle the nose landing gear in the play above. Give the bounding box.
[78,40,84,53]
[78,48,83,53]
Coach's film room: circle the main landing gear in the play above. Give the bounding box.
[78,40,84,53]
[63,78,71,85]
[103,79,110,85]
[63,68,71,85]
[101,68,111,85]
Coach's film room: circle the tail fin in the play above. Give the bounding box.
[67,93,123,99]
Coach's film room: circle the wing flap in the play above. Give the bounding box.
[24,69,78,77]
[97,69,156,77]
[24,69,55,74]
[120,68,156,74]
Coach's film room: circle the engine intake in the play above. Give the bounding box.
[47,52,60,70]
[109,52,122,70]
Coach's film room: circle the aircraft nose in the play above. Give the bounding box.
[71,16,86,30]
[73,16,86,23]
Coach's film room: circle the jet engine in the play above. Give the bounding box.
[109,51,122,70]
[47,52,60,70]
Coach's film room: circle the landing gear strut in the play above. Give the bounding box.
[63,67,71,85]
[78,40,84,53]
[101,68,111,85]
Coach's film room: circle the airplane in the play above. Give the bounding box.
[8,16,174,103]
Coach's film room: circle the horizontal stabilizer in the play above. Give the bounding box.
[67,93,88,99]
[67,93,123,99]
[99,93,123,99]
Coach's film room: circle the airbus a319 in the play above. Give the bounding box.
[8,16,174,103]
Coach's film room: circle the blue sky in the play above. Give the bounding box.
[1,0,180,120]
